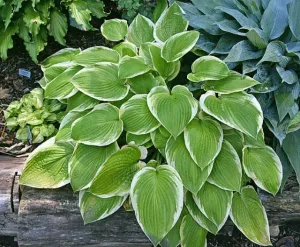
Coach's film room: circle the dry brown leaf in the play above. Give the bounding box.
[0,87,10,99]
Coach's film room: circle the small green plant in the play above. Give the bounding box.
[0,0,107,62]
[176,0,300,189]
[20,5,282,247]
[4,88,64,143]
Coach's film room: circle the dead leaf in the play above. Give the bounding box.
[0,87,10,99]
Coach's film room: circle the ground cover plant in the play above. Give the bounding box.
[176,0,300,190]
[19,4,282,247]
[4,88,64,143]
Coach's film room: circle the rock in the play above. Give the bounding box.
[276,236,294,247]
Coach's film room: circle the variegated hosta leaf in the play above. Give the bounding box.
[185,192,218,234]
[44,66,82,100]
[68,0,93,31]
[90,144,145,197]
[66,92,99,112]
[79,191,126,224]
[101,19,128,41]
[70,142,119,191]
[74,46,120,66]
[154,2,188,42]
[180,214,207,247]
[49,8,68,46]
[188,56,230,82]
[119,56,150,79]
[41,48,80,69]
[120,95,160,134]
[184,118,223,169]
[243,146,282,195]
[230,186,271,246]
[71,104,123,146]
[131,165,184,246]
[208,140,242,191]
[162,31,200,62]
[20,141,74,188]
[223,129,244,159]
[166,134,213,194]
[126,14,155,47]
[43,63,71,82]
[113,42,138,57]
[243,129,265,147]
[126,133,151,145]
[202,72,260,94]
[200,92,263,138]
[128,73,160,94]
[70,62,129,101]
[147,86,198,138]
[150,126,170,149]
[193,182,233,229]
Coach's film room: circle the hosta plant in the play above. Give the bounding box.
[176,0,300,188]
[20,6,282,247]
[0,0,107,62]
[4,88,64,143]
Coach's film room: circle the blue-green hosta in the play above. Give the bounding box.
[0,0,107,62]
[20,6,282,247]
[176,0,300,189]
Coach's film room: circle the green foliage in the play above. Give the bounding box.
[0,0,107,62]
[4,88,64,143]
[20,6,282,246]
[178,0,300,188]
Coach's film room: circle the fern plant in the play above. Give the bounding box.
[177,0,300,189]
[20,5,282,247]
[0,0,107,62]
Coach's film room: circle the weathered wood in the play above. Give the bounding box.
[0,155,25,236]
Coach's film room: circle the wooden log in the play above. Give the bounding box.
[0,155,25,236]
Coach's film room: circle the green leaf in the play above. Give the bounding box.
[188,56,230,82]
[275,84,296,122]
[71,104,123,146]
[276,65,298,85]
[193,182,232,229]
[202,71,260,94]
[200,92,263,138]
[154,3,188,42]
[20,141,74,188]
[74,46,120,65]
[162,31,199,62]
[126,133,151,145]
[216,20,247,36]
[288,112,300,133]
[180,214,207,247]
[127,73,160,94]
[120,94,160,134]
[243,129,265,148]
[23,5,44,36]
[153,0,167,23]
[230,186,271,246]
[41,48,80,69]
[208,140,242,191]
[166,134,213,194]
[0,25,18,60]
[70,63,129,101]
[85,0,107,19]
[101,19,128,41]
[68,0,93,31]
[66,92,99,112]
[184,118,223,169]
[49,8,68,46]
[150,126,170,149]
[119,56,150,79]
[79,191,126,224]
[70,142,119,191]
[243,146,282,195]
[45,66,82,100]
[90,144,145,197]
[147,86,198,137]
[246,28,267,49]
[126,14,154,47]
[130,165,183,246]
[185,192,218,234]
[288,0,300,40]
[113,42,137,57]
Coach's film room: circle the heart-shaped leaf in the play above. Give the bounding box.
[230,186,271,246]
[90,144,145,197]
[71,62,129,101]
[70,142,119,191]
[208,140,242,191]
[147,86,198,137]
[184,118,223,169]
[71,104,123,146]
[101,19,128,41]
[151,126,170,149]
[127,73,160,94]
[223,129,244,159]
[66,92,99,112]
[166,134,213,194]
[193,182,233,229]
[200,92,263,138]
[188,56,230,82]
[243,146,282,195]
[113,42,138,57]
[119,56,150,79]
[162,31,200,62]
[79,191,127,224]
[131,165,184,246]
[120,95,160,134]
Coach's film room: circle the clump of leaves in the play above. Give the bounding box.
[20,5,282,247]
[4,88,64,143]
[0,0,107,62]
[177,0,300,189]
